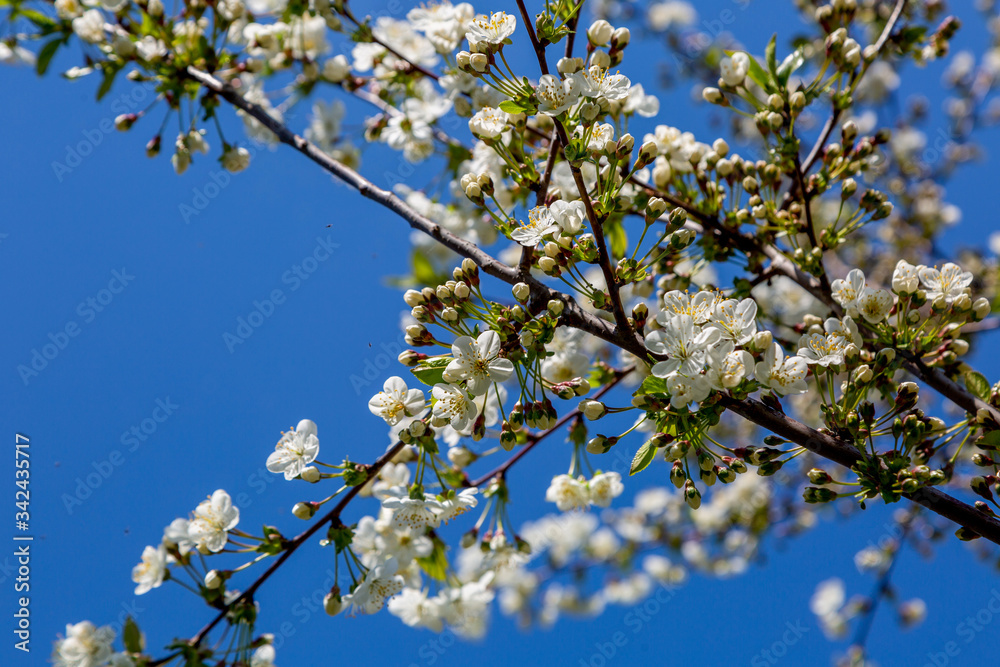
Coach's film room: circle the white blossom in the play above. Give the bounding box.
[465,11,516,48]
[53,621,115,667]
[755,343,809,395]
[131,544,167,595]
[266,419,320,480]
[644,314,721,377]
[431,383,478,430]
[918,262,973,304]
[443,330,514,394]
[369,377,426,425]
[720,52,750,87]
[343,558,405,615]
[188,489,240,553]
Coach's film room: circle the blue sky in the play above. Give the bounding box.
[3,1,1000,665]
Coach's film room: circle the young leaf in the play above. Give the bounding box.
[411,356,451,387]
[630,441,656,476]
[776,48,806,87]
[965,370,991,401]
[35,37,62,76]
[765,35,777,79]
[499,100,527,114]
[123,617,143,654]
[638,375,668,396]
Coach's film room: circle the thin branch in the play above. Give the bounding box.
[190,441,406,646]
[469,367,633,487]
[515,0,549,75]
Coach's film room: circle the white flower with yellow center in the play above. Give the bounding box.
[465,11,516,48]
[510,205,560,247]
[719,52,749,87]
[588,472,624,507]
[831,268,866,316]
[545,474,590,511]
[576,66,631,101]
[755,342,809,395]
[188,489,240,553]
[431,383,478,430]
[857,287,894,323]
[382,489,444,530]
[705,341,754,391]
[131,544,168,595]
[535,74,583,116]
[707,297,758,344]
[468,106,508,138]
[584,122,615,152]
[53,621,116,667]
[266,418,320,480]
[665,372,712,409]
[437,487,479,523]
[645,313,721,377]
[444,330,515,394]
[918,262,973,304]
[659,289,717,324]
[344,558,406,615]
[369,377,426,425]
[892,259,920,294]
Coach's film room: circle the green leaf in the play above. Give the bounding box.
[630,441,656,476]
[606,220,627,258]
[979,430,1000,449]
[16,8,55,30]
[96,66,119,101]
[744,54,773,94]
[776,48,806,87]
[499,100,527,114]
[411,356,451,387]
[638,374,668,396]
[412,249,440,286]
[123,617,143,654]
[35,37,61,76]
[965,371,991,401]
[416,538,449,581]
[765,35,777,80]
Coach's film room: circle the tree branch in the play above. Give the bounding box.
[187,64,1000,553]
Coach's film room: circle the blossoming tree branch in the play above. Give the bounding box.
[7,0,1000,663]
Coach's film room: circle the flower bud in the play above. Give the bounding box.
[205,570,225,589]
[114,113,137,131]
[973,297,991,320]
[510,282,530,302]
[752,330,773,352]
[300,466,320,483]
[579,399,607,420]
[324,590,344,616]
[587,19,614,46]
[702,87,725,105]
[403,289,425,307]
[611,27,630,49]
[470,53,488,73]
[548,299,565,317]
[293,501,317,519]
[556,56,583,74]
[590,50,611,69]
